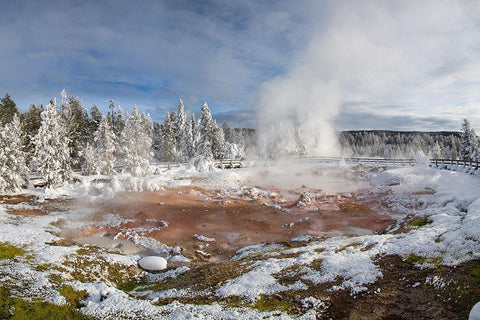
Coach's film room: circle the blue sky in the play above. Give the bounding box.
[1,0,480,131]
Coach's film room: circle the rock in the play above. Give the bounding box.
[138,256,168,272]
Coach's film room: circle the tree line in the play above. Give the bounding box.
[339,119,479,162]
[0,91,248,191]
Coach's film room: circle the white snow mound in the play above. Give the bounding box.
[470,302,480,320]
[138,256,167,271]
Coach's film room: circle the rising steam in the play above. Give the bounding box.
[256,0,476,158]
[256,32,342,158]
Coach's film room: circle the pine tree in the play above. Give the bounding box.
[120,106,152,175]
[152,121,163,161]
[88,104,102,137]
[0,115,28,192]
[212,120,225,159]
[175,99,187,160]
[0,93,19,126]
[61,94,89,168]
[32,102,72,187]
[22,104,44,161]
[294,127,308,157]
[191,114,198,154]
[161,112,176,162]
[460,119,479,161]
[196,103,215,160]
[183,116,195,160]
[96,115,117,174]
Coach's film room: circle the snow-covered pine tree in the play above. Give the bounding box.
[92,115,116,175]
[81,143,97,175]
[196,103,215,160]
[89,104,102,137]
[431,141,443,159]
[120,106,152,176]
[152,121,163,161]
[191,114,199,155]
[183,115,195,160]
[161,112,176,162]
[175,99,187,160]
[294,127,308,157]
[0,93,19,126]
[211,120,226,159]
[460,119,479,161]
[22,104,44,161]
[60,93,89,169]
[32,102,72,187]
[0,114,28,192]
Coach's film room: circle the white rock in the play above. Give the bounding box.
[470,302,480,320]
[138,256,167,271]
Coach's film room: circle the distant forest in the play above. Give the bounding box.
[0,91,478,192]
[338,130,463,159]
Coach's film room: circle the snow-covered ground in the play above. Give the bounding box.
[0,161,479,318]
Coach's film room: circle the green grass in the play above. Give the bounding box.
[62,246,141,291]
[59,285,89,308]
[253,294,293,314]
[404,254,442,266]
[0,287,92,320]
[0,242,26,260]
[408,216,432,227]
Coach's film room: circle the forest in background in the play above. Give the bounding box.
[0,91,478,192]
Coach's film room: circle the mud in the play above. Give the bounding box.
[77,186,394,260]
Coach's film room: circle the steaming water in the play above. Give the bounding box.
[245,162,369,198]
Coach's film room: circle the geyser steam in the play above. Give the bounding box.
[256,35,342,158]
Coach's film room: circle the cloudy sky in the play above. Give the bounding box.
[1,0,480,131]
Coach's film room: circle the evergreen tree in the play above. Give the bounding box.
[175,99,187,160]
[196,103,216,159]
[89,104,102,136]
[0,93,19,126]
[22,104,44,161]
[61,94,89,168]
[0,115,28,192]
[294,127,308,157]
[183,116,195,160]
[191,114,198,154]
[161,112,176,162]
[90,115,116,175]
[212,120,225,159]
[460,119,479,161]
[32,102,72,187]
[152,121,163,161]
[120,106,152,175]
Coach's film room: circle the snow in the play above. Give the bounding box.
[470,302,480,320]
[194,234,216,242]
[1,161,480,318]
[138,256,168,271]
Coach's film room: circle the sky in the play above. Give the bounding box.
[1,0,480,132]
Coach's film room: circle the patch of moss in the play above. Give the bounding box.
[150,260,247,293]
[63,245,140,291]
[335,242,361,253]
[0,242,26,260]
[0,286,91,320]
[253,294,293,314]
[46,238,78,247]
[468,265,480,284]
[408,216,432,228]
[404,254,442,266]
[59,285,89,308]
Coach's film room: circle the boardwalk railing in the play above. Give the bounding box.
[213,157,480,170]
[298,156,480,169]
[29,157,479,187]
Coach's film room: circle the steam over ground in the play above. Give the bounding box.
[257,0,480,157]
